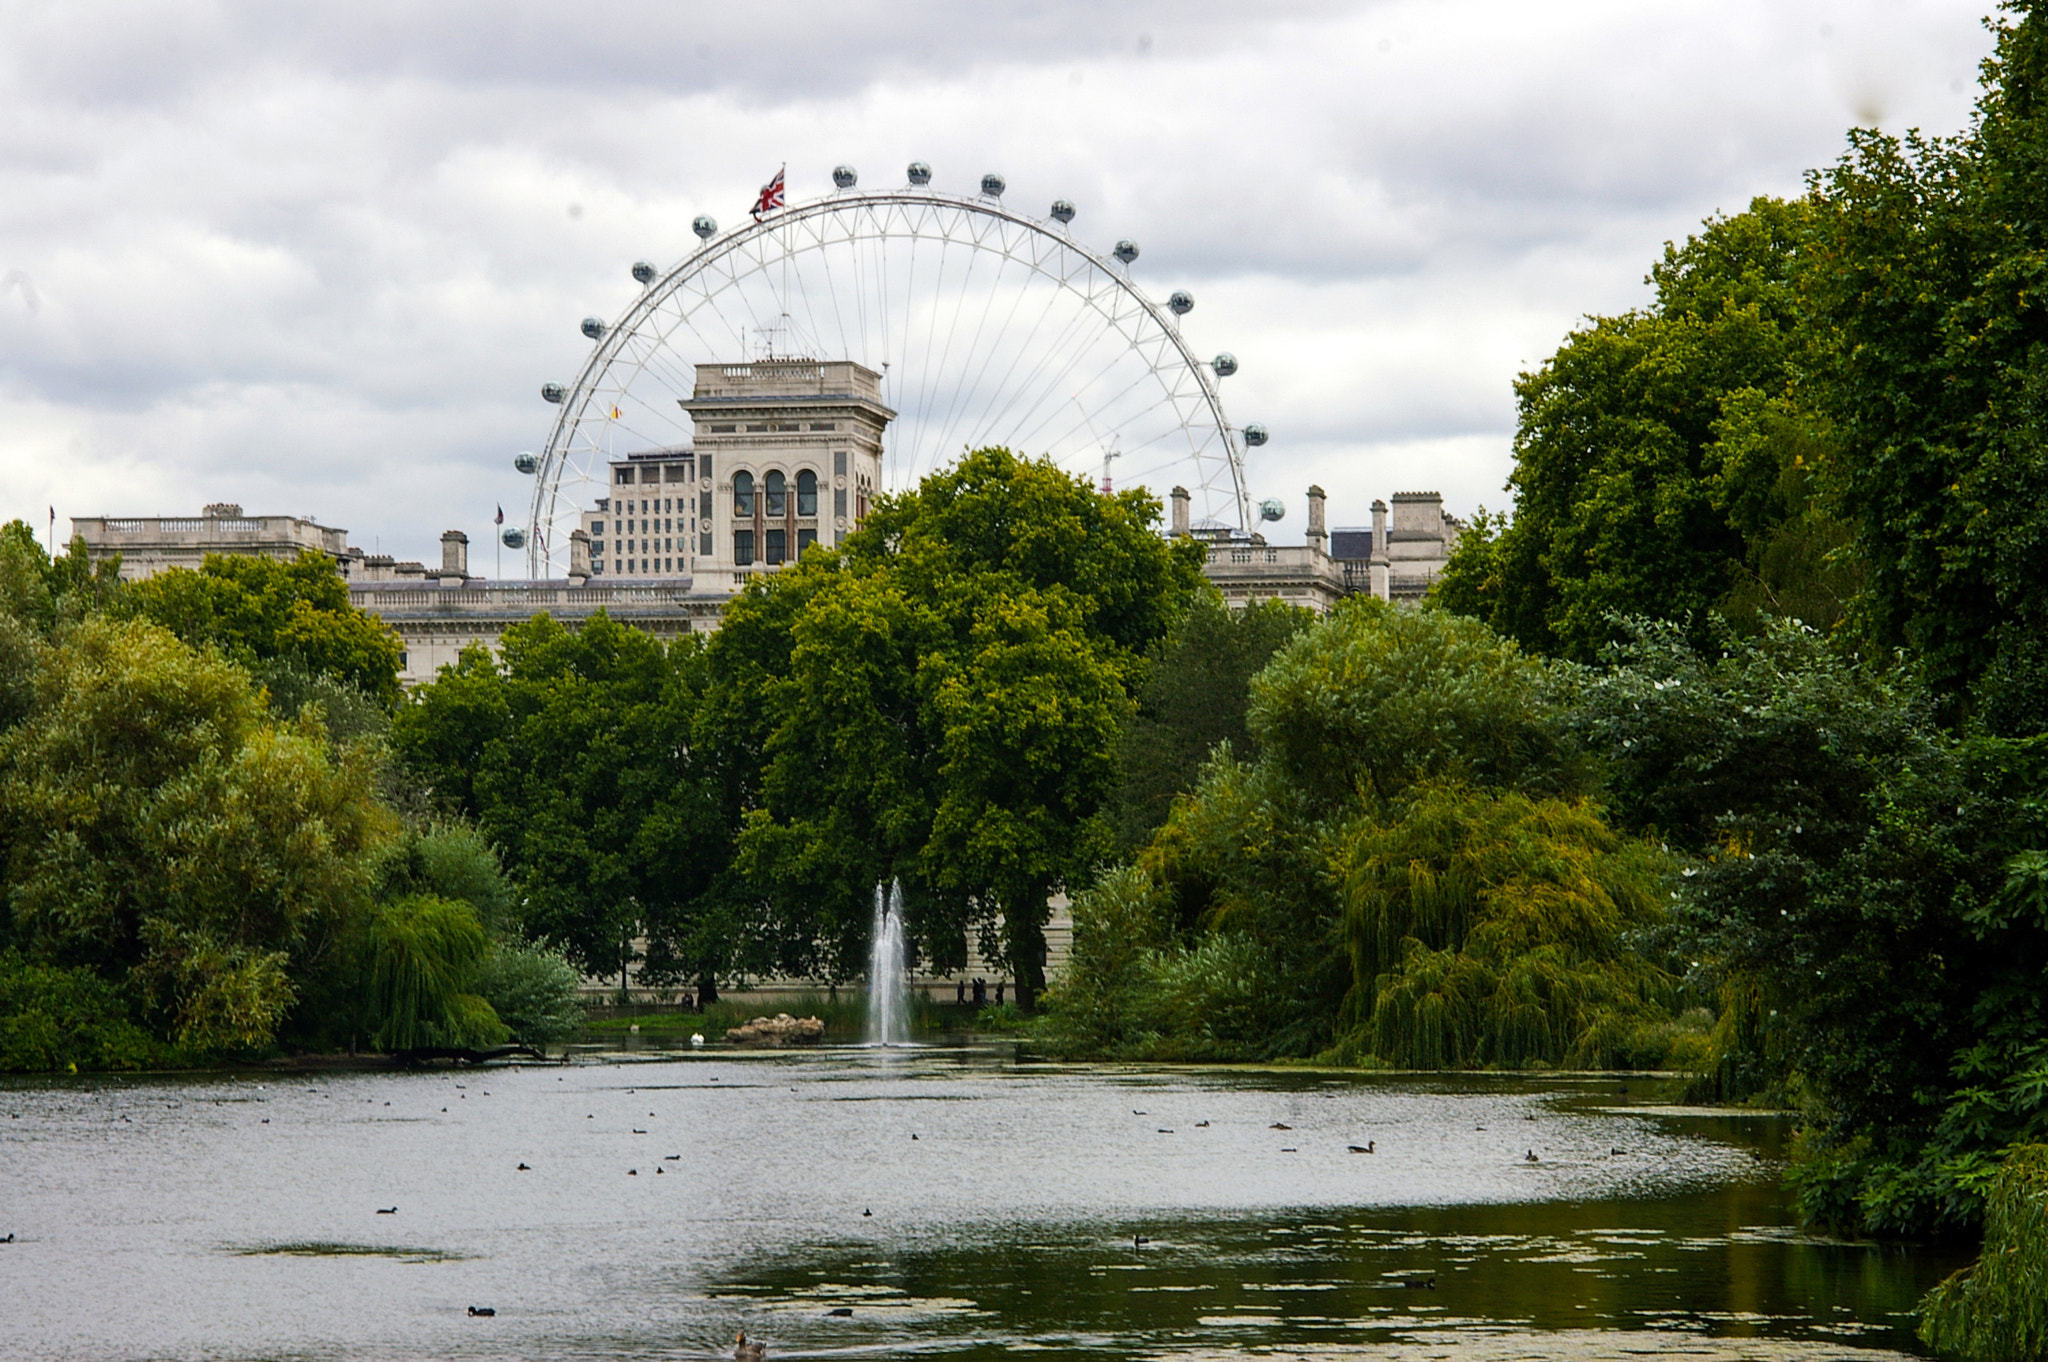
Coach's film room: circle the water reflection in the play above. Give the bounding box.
[0,1046,1962,1361]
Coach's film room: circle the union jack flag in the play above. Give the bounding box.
[751,165,786,221]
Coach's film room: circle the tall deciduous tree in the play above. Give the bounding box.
[1435,198,1850,660]
[1812,2,2048,734]
[130,550,404,706]
[711,448,1205,1009]
[392,613,728,992]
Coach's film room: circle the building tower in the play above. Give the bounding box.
[580,359,895,590]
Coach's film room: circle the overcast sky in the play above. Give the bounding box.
[0,0,2000,568]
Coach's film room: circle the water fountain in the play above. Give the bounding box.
[866,879,910,1046]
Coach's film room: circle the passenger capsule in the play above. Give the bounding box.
[1211,353,1238,378]
[1050,199,1076,224]
[581,316,607,340]
[832,164,858,189]
[514,451,540,475]
[1242,423,1269,448]
[1113,240,1139,264]
[631,261,657,285]
[1259,498,1286,522]
[541,383,567,404]
[501,527,527,549]
[907,161,932,186]
[980,172,1006,197]
[692,215,717,240]
[1168,290,1194,316]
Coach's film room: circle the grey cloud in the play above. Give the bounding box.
[0,0,2000,562]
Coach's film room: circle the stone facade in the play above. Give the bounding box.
[1328,492,1464,601]
[1179,485,1463,612]
[579,359,890,595]
[70,504,357,581]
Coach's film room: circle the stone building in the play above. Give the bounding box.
[578,359,891,594]
[70,504,359,581]
[1176,485,1463,612]
[1328,492,1464,601]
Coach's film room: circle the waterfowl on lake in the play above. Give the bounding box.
[1524,1150,1539,1162]
[1270,1122,1291,1130]
[376,1207,396,1214]
[1195,1120,1210,1128]
[828,1307,853,1317]
[1348,1141,1375,1153]
[736,1330,766,1362]
[467,1306,495,1317]
[517,1163,530,1170]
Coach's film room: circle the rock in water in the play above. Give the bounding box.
[724,1014,826,1046]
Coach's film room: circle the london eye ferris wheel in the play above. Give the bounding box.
[515,161,1268,577]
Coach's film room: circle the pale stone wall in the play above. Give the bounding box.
[71,506,352,581]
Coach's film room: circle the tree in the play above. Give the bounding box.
[1574,619,2048,1235]
[1109,600,1622,1060]
[0,617,387,1051]
[130,550,404,706]
[710,448,1205,1008]
[1105,593,1312,854]
[1434,198,1851,659]
[393,613,728,992]
[1809,2,2048,734]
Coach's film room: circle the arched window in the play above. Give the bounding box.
[765,469,787,517]
[732,470,754,516]
[796,469,818,516]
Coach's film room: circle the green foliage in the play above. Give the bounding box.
[1335,784,1676,1069]
[393,614,724,988]
[473,942,583,1049]
[0,616,388,1053]
[1107,594,1313,853]
[1066,602,1673,1067]
[1810,5,2048,735]
[1576,618,2048,1233]
[0,522,126,639]
[0,948,162,1071]
[363,894,505,1051]
[711,447,1203,1006]
[1919,1144,2048,1362]
[1434,198,1841,659]
[130,550,404,706]
[1249,599,1584,809]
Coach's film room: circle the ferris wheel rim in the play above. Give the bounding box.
[527,184,1251,577]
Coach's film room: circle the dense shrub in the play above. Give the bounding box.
[0,950,162,1072]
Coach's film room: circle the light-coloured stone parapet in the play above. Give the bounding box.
[351,578,735,686]
[71,510,352,581]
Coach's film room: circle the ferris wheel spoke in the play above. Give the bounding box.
[925,248,1032,467]
[532,188,1250,570]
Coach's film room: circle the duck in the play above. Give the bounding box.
[517,1163,531,1171]
[376,1206,397,1215]
[467,1306,495,1317]
[0,1232,14,1243]
[1194,1120,1210,1128]
[1134,1234,1150,1247]
[1270,1122,1291,1131]
[1524,1149,1539,1163]
[1348,1141,1376,1154]
[735,1330,767,1362]
[827,1307,853,1318]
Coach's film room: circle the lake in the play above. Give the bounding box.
[0,1042,1966,1361]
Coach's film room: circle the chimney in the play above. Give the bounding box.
[440,530,469,583]
[1306,485,1326,555]
[1369,499,1390,601]
[568,529,591,585]
[1170,485,1190,537]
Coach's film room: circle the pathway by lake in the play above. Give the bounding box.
[0,1044,1962,1361]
